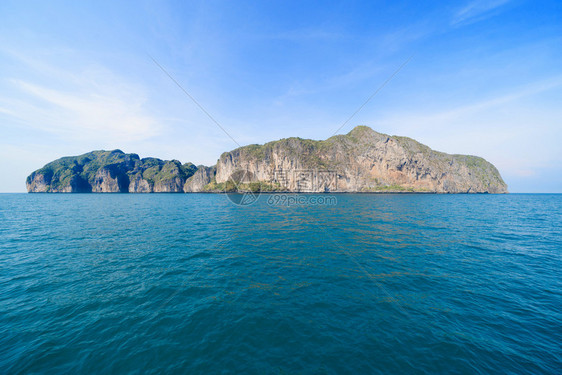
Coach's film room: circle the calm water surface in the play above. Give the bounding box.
[0,193,560,374]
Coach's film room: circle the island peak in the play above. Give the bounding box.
[27,126,507,194]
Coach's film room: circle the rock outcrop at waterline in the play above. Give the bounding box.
[26,150,197,193]
[183,166,216,192]
[26,126,508,193]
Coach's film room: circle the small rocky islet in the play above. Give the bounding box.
[26,126,508,193]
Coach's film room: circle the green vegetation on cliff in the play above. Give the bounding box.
[27,126,508,193]
[215,125,508,193]
[27,150,197,193]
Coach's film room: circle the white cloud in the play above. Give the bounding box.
[11,79,159,141]
[452,0,512,26]
[371,76,562,187]
[378,76,562,130]
[0,106,15,115]
[0,47,161,143]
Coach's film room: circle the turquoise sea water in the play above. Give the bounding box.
[0,193,560,374]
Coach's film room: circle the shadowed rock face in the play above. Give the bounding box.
[26,150,197,193]
[183,166,216,192]
[26,126,508,193]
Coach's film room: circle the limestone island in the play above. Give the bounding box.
[26,126,508,193]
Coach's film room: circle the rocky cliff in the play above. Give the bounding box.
[183,166,216,192]
[214,126,507,193]
[26,150,197,193]
[26,126,508,193]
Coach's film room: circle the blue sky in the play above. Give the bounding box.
[0,0,561,192]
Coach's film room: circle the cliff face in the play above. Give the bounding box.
[26,126,508,193]
[215,126,507,193]
[26,150,197,193]
[183,166,216,192]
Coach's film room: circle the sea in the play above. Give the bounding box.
[0,193,560,374]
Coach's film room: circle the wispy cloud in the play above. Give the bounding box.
[383,76,562,127]
[451,0,512,26]
[0,54,160,142]
[372,76,562,185]
[0,106,15,116]
[12,79,159,141]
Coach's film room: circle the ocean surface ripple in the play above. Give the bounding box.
[0,194,560,374]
